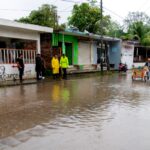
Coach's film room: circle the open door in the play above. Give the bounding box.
[66,43,73,65]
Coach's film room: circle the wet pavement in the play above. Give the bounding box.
[0,72,150,150]
[0,79,38,87]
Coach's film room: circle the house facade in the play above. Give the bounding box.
[0,19,53,81]
[121,41,150,69]
[52,30,121,70]
[121,42,134,69]
[52,32,78,65]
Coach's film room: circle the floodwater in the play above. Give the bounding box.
[0,73,150,150]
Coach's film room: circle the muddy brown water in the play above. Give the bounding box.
[0,73,150,150]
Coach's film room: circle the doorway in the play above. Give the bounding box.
[65,43,73,65]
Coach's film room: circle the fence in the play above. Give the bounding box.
[0,49,36,64]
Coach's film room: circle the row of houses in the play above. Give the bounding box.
[0,18,148,80]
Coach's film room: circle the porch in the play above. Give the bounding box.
[0,48,36,81]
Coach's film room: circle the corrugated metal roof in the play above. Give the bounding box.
[59,29,121,42]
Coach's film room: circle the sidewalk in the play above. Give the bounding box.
[0,79,38,87]
[0,69,111,87]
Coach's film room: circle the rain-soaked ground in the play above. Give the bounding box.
[0,72,150,150]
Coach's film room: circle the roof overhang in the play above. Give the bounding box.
[59,31,121,42]
[0,18,53,33]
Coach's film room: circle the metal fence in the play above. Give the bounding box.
[0,49,36,64]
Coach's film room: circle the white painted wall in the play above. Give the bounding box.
[121,43,134,69]
[78,42,91,65]
[0,27,40,52]
[0,64,36,80]
[133,63,145,68]
[0,19,53,81]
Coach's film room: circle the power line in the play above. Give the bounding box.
[0,8,32,12]
[144,6,150,13]
[0,1,125,23]
[0,8,72,13]
[138,0,149,11]
[103,7,125,20]
[60,0,125,21]
[61,0,81,4]
[141,2,150,14]
[58,3,73,12]
[0,6,124,18]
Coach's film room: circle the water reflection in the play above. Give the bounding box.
[51,83,61,103]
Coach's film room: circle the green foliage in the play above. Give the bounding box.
[58,23,67,30]
[68,3,112,34]
[124,11,150,30]
[128,21,146,40]
[141,31,150,46]
[141,37,150,46]
[106,21,124,38]
[95,15,112,35]
[122,12,150,46]
[121,33,134,40]
[17,4,64,29]
[68,2,123,36]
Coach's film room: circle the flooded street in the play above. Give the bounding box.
[0,73,150,150]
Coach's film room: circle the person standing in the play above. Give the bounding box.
[16,54,24,82]
[60,54,69,79]
[35,53,42,80]
[51,55,60,79]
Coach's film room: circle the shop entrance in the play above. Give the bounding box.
[65,43,73,65]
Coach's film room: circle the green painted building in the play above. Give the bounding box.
[52,30,121,70]
[52,33,78,65]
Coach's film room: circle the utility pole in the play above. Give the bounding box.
[100,0,103,72]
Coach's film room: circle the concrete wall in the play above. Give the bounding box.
[0,64,36,80]
[121,43,134,69]
[133,63,145,68]
[0,27,40,53]
[0,27,42,80]
[108,41,121,70]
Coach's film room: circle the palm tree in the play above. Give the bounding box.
[122,21,150,46]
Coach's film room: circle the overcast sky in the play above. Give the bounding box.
[0,0,150,25]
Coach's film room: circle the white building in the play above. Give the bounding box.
[121,41,150,69]
[121,42,134,69]
[0,18,53,80]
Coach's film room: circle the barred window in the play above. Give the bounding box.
[0,49,36,64]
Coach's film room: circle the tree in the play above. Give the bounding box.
[94,15,112,35]
[104,21,124,38]
[68,3,111,34]
[124,11,150,31]
[141,28,150,46]
[122,12,150,46]
[17,4,62,29]
[128,21,146,40]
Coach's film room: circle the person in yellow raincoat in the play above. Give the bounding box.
[60,54,69,79]
[51,55,60,79]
